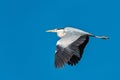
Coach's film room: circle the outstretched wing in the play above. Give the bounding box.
[54,35,89,68]
[55,45,73,68]
[67,36,89,66]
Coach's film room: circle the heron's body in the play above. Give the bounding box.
[57,27,90,47]
[46,27,109,68]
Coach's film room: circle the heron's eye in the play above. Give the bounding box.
[56,28,64,30]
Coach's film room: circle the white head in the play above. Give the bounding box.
[46,28,66,38]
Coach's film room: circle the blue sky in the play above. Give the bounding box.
[0,0,119,80]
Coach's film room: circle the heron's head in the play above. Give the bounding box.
[46,28,66,38]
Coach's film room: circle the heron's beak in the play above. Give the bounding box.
[46,29,57,32]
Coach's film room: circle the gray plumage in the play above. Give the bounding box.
[46,27,109,68]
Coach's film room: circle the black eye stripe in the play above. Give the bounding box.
[56,28,64,30]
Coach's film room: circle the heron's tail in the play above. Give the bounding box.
[90,35,109,40]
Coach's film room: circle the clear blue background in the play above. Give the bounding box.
[0,0,119,80]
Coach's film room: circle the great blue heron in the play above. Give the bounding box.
[46,27,109,68]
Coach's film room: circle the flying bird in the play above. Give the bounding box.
[46,27,109,68]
